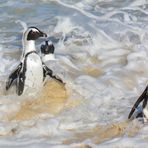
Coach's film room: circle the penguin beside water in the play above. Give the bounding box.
[41,40,56,62]
[6,27,64,96]
[128,86,148,122]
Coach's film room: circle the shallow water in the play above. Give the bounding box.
[0,0,148,147]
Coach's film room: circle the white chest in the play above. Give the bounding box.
[42,54,56,62]
[24,53,43,95]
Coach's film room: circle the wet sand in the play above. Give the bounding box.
[83,66,103,77]
[7,79,141,145]
[64,120,141,146]
[12,80,67,120]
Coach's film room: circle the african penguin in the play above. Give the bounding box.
[128,85,148,122]
[41,40,56,62]
[6,27,64,96]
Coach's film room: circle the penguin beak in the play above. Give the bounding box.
[39,31,47,38]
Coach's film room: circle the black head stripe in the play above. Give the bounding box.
[27,30,40,40]
[27,27,47,40]
[29,26,40,30]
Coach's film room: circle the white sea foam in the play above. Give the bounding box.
[0,0,148,147]
[15,20,28,33]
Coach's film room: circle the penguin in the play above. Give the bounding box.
[128,85,148,122]
[40,40,64,84]
[41,40,56,62]
[6,27,64,96]
[41,40,79,70]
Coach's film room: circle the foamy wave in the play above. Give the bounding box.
[0,0,148,147]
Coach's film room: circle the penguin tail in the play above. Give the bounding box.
[128,85,148,119]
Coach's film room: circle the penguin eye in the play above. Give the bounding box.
[31,31,36,35]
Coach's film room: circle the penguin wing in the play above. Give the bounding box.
[16,63,26,96]
[6,63,22,90]
[42,63,64,84]
[128,86,148,119]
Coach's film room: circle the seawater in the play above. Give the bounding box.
[0,0,148,147]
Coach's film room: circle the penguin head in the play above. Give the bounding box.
[41,41,55,54]
[24,27,47,41]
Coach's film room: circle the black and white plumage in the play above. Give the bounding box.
[6,27,63,96]
[41,40,56,62]
[128,85,148,122]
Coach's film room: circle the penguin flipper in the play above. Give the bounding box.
[16,66,26,96]
[128,86,148,119]
[6,63,22,90]
[42,63,64,84]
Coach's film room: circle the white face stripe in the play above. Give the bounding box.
[22,28,38,54]
[31,28,40,32]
